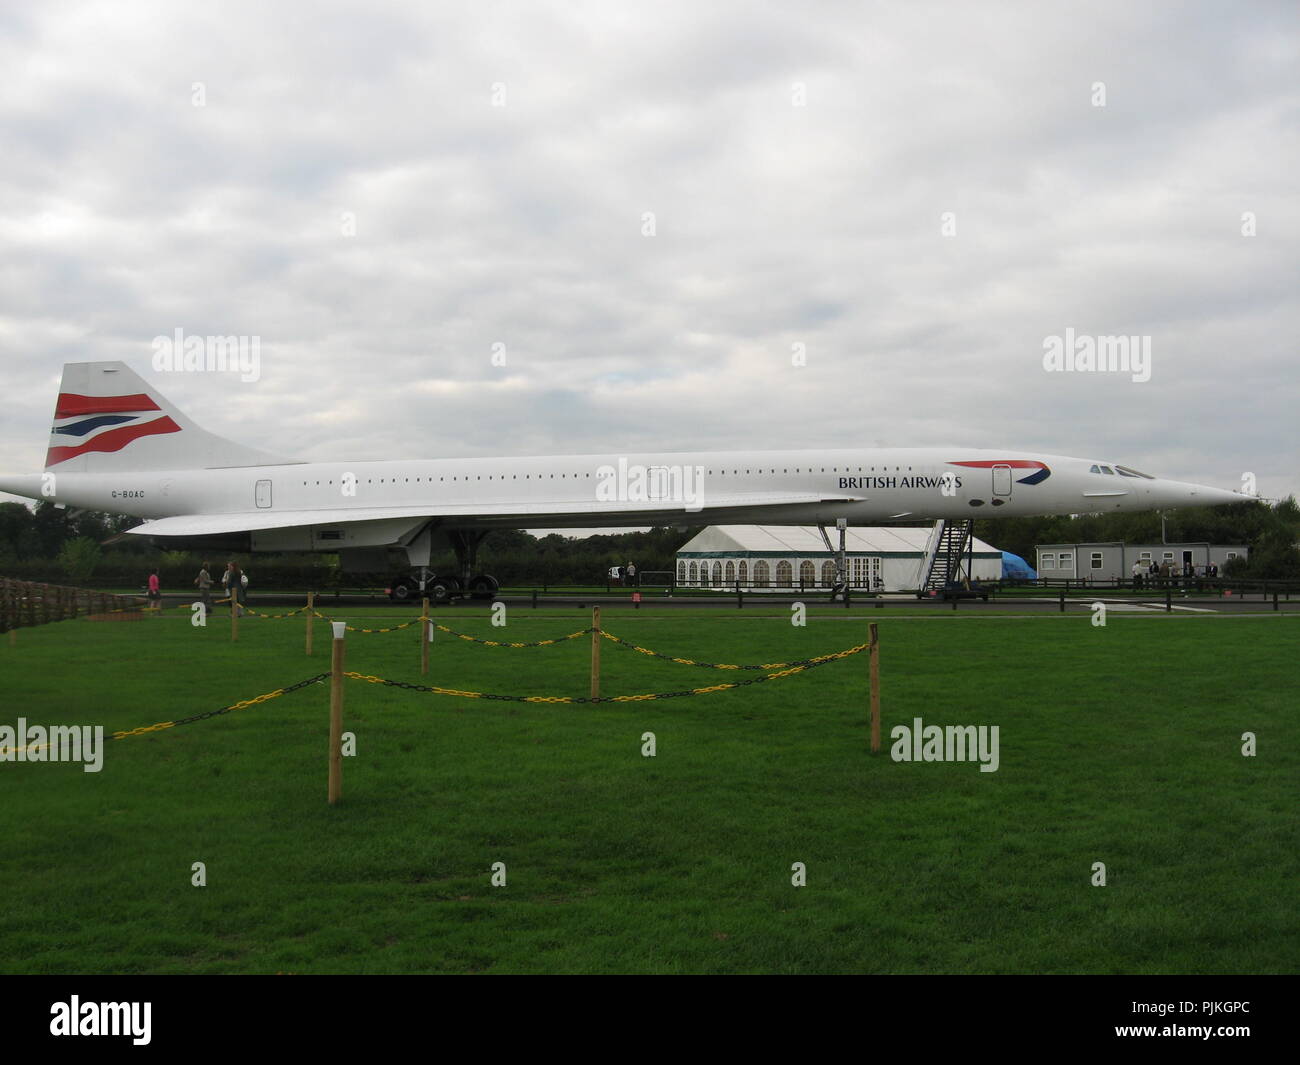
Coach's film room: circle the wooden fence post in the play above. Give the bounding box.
[329,622,346,805]
[421,597,430,675]
[869,622,881,753]
[590,605,601,701]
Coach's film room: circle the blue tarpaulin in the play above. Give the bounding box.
[1001,551,1037,579]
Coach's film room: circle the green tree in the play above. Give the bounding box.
[56,536,102,585]
[0,502,34,559]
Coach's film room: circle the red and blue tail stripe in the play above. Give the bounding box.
[46,393,180,466]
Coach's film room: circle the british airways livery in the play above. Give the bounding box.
[0,362,1245,601]
[46,391,182,468]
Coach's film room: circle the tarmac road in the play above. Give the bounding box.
[165,589,1297,616]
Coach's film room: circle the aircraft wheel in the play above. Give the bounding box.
[389,578,416,602]
[468,574,500,599]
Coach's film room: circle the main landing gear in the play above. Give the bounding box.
[387,529,500,604]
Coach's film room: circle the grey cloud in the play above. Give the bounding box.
[0,0,1295,505]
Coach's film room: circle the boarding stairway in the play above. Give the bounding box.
[919,519,975,592]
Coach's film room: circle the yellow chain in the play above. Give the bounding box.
[312,611,416,634]
[600,629,867,671]
[243,606,306,620]
[110,685,297,740]
[339,644,866,703]
[434,625,589,646]
[70,640,869,751]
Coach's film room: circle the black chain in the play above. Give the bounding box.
[169,673,330,726]
[351,647,856,703]
[436,624,592,647]
[601,630,850,671]
[116,673,331,737]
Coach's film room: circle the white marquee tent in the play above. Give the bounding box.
[675,525,1002,592]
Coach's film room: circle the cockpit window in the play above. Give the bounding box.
[1115,465,1155,479]
[1089,464,1101,474]
[1099,465,1115,475]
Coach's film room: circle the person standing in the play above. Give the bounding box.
[223,561,246,616]
[1131,560,1142,591]
[194,561,212,611]
[147,569,161,612]
[626,561,637,587]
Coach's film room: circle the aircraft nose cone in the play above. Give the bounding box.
[1184,483,1247,506]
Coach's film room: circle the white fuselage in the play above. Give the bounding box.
[6,447,1240,537]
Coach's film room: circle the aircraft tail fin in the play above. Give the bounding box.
[45,362,295,472]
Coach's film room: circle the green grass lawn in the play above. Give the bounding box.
[1,606,1296,974]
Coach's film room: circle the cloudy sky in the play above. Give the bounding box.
[2,0,1297,509]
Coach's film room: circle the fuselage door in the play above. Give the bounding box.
[255,479,273,509]
[992,465,1012,496]
[647,465,672,501]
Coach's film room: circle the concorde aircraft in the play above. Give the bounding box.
[0,362,1245,601]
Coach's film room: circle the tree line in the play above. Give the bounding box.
[0,497,1296,590]
[0,503,686,589]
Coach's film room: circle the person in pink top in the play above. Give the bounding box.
[147,569,161,612]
